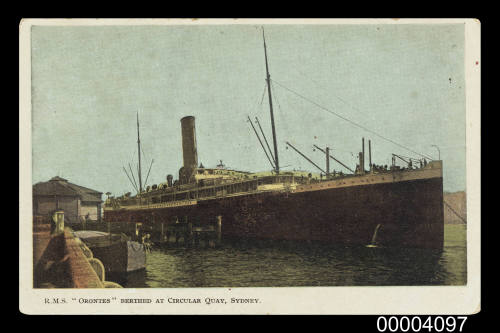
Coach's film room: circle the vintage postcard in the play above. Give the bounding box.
[19,18,480,315]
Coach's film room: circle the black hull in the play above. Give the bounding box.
[88,241,146,274]
[105,177,444,249]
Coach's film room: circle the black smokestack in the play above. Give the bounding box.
[181,116,198,171]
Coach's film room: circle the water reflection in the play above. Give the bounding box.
[111,225,466,288]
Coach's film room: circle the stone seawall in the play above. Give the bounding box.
[33,220,121,288]
[63,228,105,288]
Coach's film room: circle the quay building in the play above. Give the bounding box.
[33,176,103,224]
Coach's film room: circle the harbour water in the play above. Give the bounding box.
[112,224,466,287]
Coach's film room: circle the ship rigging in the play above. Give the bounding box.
[122,112,154,197]
[104,28,444,250]
[248,27,433,176]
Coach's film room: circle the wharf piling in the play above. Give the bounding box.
[143,215,222,248]
[216,215,222,246]
[73,214,223,248]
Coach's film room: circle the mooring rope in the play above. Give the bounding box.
[443,200,467,224]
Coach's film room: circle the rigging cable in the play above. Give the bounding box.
[142,145,147,162]
[130,146,137,165]
[128,163,139,192]
[270,78,433,160]
[247,116,276,170]
[270,80,291,149]
[144,159,154,187]
[259,82,267,106]
[271,80,297,170]
[396,154,427,162]
[271,80,287,129]
[443,200,467,224]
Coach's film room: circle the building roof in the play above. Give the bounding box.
[33,177,103,203]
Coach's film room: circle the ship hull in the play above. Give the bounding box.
[73,231,146,274]
[88,241,146,274]
[105,173,444,249]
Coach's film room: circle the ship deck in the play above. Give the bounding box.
[104,161,442,211]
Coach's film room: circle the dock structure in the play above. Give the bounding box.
[32,176,103,224]
[33,212,122,288]
[145,215,222,248]
[72,214,223,249]
[101,28,445,251]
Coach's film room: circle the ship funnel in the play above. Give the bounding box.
[180,116,198,183]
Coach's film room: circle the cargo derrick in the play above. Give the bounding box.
[104,29,444,249]
[104,113,443,249]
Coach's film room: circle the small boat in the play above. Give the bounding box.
[73,230,146,274]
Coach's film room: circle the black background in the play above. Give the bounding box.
[11,3,489,330]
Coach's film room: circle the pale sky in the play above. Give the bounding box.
[31,23,466,195]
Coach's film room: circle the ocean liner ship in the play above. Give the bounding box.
[104,31,444,249]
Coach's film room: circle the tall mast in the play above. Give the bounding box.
[263,28,280,174]
[137,111,143,193]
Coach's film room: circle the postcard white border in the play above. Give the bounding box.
[19,18,481,315]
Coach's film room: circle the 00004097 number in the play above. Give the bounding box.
[377,316,468,332]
